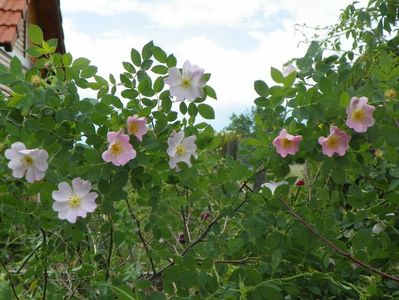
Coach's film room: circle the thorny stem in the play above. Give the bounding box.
[40,228,48,300]
[152,190,249,279]
[244,181,399,283]
[181,206,191,242]
[105,224,113,281]
[125,198,157,275]
[0,258,19,300]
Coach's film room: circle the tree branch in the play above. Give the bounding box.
[125,198,157,275]
[105,224,113,281]
[277,197,399,283]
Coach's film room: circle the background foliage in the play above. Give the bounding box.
[0,0,398,299]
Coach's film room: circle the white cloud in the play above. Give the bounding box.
[61,0,367,129]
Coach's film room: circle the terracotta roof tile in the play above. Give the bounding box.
[0,0,29,52]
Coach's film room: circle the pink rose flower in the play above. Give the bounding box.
[318,126,351,157]
[345,96,375,132]
[126,115,148,142]
[272,129,302,158]
[102,130,136,166]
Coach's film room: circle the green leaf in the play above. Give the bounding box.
[153,76,164,92]
[204,85,217,99]
[10,56,22,76]
[198,103,215,119]
[138,78,150,94]
[123,62,136,73]
[179,102,187,114]
[28,24,43,45]
[339,91,350,107]
[151,65,168,74]
[81,66,98,78]
[167,54,177,68]
[142,41,154,60]
[254,80,269,97]
[271,67,284,83]
[131,48,142,66]
[188,102,198,117]
[62,53,73,66]
[153,46,167,63]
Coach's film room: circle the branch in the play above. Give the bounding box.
[125,199,157,275]
[40,228,48,300]
[278,197,399,283]
[105,224,113,281]
[181,206,191,242]
[0,258,19,300]
[152,193,249,279]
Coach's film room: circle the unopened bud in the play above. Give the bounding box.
[178,233,186,244]
[385,89,397,100]
[295,179,305,186]
[200,211,210,221]
[374,149,383,158]
[31,75,42,87]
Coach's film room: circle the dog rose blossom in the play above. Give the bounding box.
[283,64,296,77]
[102,130,136,166]
[318,126,351,157]
[126,115,148,141]
[52,178,98,224]
[261,181,288,195]
[273,129,302,158]
[164,60,206,102]
[5,142,48,183]
[167,130,198,169]
[345,96,375,132]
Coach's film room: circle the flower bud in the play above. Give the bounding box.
[31,75,42,87]
[200,211,210,221]
[295,179,305,186]
[385,89,397,100]
[178,233,186,244]
[374,149,383,158]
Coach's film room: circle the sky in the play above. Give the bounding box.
[60,0,367,130]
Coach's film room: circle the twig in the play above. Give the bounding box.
[152,193,249,279]
[40,228,48,300]
[125,198,157,275]
[105,224,113,281]
[278,197,399,283]
[0,258,19,300]
[16,241,43,274]
[181,206,191,242]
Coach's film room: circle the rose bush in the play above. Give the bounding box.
[0,0,398,299]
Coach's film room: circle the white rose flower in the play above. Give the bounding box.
[167,130,198,170]
[261,181,288,195]
[164,60,206,102]
[5,142,48,183]
[52,178,98,224]
[282,64,297,77]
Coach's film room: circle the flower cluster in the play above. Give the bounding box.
[4,60,205,223]
[102,115,148,166]
[273,96,375,158]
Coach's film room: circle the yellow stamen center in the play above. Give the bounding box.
[352,109,365,121]
[176,144,186,155]
[110,142,123,155]
[281,138,293,148]
[326,136,339,149]
[22,156,33,166]
[181,78,191,88]
[69,195,81,208]
[129,122,138,134]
